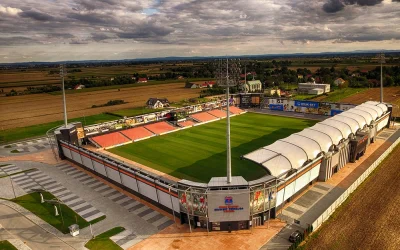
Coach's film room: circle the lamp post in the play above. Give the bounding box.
[60,64,68,127]
[45,198,65,227]
[378,52,385,103]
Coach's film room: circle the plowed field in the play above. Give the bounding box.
[0,83,200,129]
[304,144,400,250]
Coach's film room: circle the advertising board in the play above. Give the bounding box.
[208,189,250,222]
[240,94,252,108]
[269,104,284,111]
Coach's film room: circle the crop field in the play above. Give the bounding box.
[303,144,400,250]
[108,113,317,182]
[0,82,200,130]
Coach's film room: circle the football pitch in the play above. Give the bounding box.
[108,113,317,182]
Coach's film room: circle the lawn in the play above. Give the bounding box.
[12,192,105,234]
[85,227,125,250]
[109,107,163,118]
[0,241,17,250]
[315,87,367,102]
[109,113,317,182]
[0,113,120,144]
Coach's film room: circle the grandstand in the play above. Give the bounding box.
[224,106,245,115]
[190,111,219,123]
[144,121,177,135]
[91,132,131,149]
[120,126,155,141]
[177,120,196,128]
[207,109,227,118]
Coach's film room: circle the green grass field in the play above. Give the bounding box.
[109,113,317,182]
[0,113,120,144]
[85,227,125,250]
[315,88,367,102]
[0,241,17,250]
[12,192,105,234]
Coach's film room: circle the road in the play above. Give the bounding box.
[0,204,75,250]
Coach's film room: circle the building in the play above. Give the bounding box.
[74,84,85,90]
[146,98,169,109]
[265,88,281,96]
[245,80,262,92]
[187,81,216,89]
[334,78,346,86]
[308,88,324,95]
[298,82,330,94]
[138,78,148,83]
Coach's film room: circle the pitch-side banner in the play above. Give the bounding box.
[207,189,250,222]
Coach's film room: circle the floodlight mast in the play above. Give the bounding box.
[379,52,385,103]
[226,58,232,184]
[60,65,68,127]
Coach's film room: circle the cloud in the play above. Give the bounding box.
[0,5,22,15]
[323,0,345,13]
[322,0,385,13]
[20,10,54,21]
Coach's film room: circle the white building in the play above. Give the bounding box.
[298,82,330,94]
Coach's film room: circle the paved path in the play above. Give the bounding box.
[1,164,105,222]
[1,160,176,248]
[0,137,51,156]
[56,162,174,231]
[0,204,75,250]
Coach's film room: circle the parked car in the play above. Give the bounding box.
[289,230,302,243]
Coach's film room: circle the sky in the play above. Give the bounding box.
[0,0,399,63]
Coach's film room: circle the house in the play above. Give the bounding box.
[178,76,185,80]
[138,78,148,83]
[265,88,281,96]
[74,84,85,90]
[298,82,330,94]
[186,81,216,89]
[146,98,170,109]
[334,78,346,86]
[298,75,304,79]
[245,80,262,92]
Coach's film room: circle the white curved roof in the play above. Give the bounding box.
[360,103,383,117]
[310,124,343,145]
[365,101,388,113]
[352,106,378,120]
[330,115,360,134]
[264,141,308,169]
[280,134,321,159]
[296,129,332,153]
[321,119,353,138]
[243,101,389,177]
[339,111,369,127]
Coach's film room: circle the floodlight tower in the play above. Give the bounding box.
[216,58,241,184]
[60,64,68,127]
[378,52,385,103]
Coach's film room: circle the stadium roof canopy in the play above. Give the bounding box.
[243,101,389,177]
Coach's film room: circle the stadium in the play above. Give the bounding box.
[53,94,392,232]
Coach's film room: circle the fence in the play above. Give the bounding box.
[309,135,400,230]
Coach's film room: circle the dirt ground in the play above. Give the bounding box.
[304,144,400,250]
[333,87,400,117]
[0,83,200,129]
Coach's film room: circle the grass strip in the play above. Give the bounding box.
[0,241,17,250]
[12,192,105,234]
[85,227,125,250]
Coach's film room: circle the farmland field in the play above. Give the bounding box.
[302,144,400,250]
[0,82,201,130]
[108,113,317,182]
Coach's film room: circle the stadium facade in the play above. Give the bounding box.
[53,96,392,231]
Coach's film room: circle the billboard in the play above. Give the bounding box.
[178,188,207,216]
[269,104,284,111]
[240,94,252,108]
[207,189,250,222]
[294,100,319,109]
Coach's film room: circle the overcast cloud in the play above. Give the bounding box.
[0,0,399,62]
